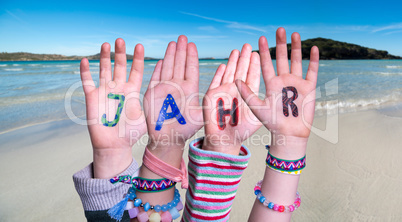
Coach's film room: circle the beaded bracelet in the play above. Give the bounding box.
[254,180,301,213]
[110,175,176,192]
[108,186,183,222]
[265,145,306,175]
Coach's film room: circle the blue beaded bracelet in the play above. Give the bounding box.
[127,187,181,212]
[107,186,183,221]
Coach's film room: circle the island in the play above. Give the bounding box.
[255,38,401,60]
[1,38,401,61]
[0,52,158,61]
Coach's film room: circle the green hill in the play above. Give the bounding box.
[260,38,401,60]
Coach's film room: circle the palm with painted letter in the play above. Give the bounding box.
[202,44,262,155]
[236,28,319,157]
[80,39,146,178]
[143,35,203,167]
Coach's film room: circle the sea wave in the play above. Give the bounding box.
[4,68,23,71]
[199,62,222,66]
[0,64,7,67]
[386,65,402,69]
[376,72,402,76]
[315,94,402,116]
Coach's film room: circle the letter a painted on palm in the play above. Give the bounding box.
[155,94,186,131]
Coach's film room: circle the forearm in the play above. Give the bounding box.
[133,143,185,219]
[182,137,250,222]
[73,159,139,212]
[248,136,307,222]
[93,148,133,179]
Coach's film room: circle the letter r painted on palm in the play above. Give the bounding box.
[282,86,298,117]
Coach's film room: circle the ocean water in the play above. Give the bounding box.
[0,59,401,134]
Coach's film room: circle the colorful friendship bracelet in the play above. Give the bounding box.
[110,175,176,192]
[143,147,188,189]
[265,145,306,175]
[108,186,183,222]
[254,180,301,213]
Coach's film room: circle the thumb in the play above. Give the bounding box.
[235,79,269,122]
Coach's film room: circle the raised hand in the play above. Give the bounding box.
[80,39,146,178]
[202,44,262,155]
[143,35,202,167]
[236,28,319,157]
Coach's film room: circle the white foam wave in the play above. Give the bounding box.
[0,64,7,67]
[199,62,222,66]
[73,71,80,74]
[315,94,402,115]
[376,72,402,76]
[56,64,74,68]
[4,68,23,71]
[386,65,402,69]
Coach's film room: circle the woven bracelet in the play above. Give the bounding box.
[110,175,176,193]
[265,145,306,174]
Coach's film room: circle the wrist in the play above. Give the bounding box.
[146,140,185,169]
[202,134,241,155]
[269,135,308,160]
[93,148,132,179]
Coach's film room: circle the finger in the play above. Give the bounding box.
[80,58,96,94]
[306,46,319,85]
[235,79,266,116]
[290,32,302,77]
[113,38,127,82]
[234,43,252,82]
[276,27,290,75]
[208,64,226,90]
[246,52,261,94]
[99,42,112,85]
[161,41,176,81]
[221,49,240,84]
[129,44,144,90]
[148,60,163,89]
[173,35,188,80]
[185,42,199,82]
[258,36,275,81]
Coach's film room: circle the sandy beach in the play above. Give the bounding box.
[1,107,402,221]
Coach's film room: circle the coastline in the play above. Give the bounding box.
[0,106,402,221]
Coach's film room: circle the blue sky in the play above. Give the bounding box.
[1,0,402,58]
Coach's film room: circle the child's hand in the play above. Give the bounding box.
[80,39,147,178]
[143,35,202,167]
[236,28,319,158]
[202,44,262,155]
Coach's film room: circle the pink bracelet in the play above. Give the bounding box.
[142,147,188,189]
[254,180,301,213]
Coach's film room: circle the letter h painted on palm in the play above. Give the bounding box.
[216,98,238,130]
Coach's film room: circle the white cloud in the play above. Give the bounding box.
[180,11,267,33]
[198,26,219,33]
[233,30,258,36]
[372,22,402,33]
[5,10,27,24]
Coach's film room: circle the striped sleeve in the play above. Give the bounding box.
[182,137,251,222]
